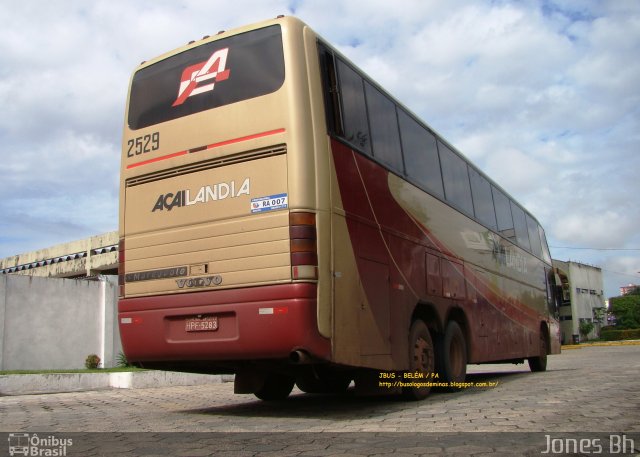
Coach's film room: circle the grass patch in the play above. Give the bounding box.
[0,367,146,375]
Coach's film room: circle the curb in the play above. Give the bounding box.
[0,371,234,396]
[561,340,640,350]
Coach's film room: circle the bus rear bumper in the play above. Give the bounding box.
[118,283,330,366]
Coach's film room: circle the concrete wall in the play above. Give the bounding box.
[0,274,121,370]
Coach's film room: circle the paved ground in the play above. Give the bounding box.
[1,345,639,456]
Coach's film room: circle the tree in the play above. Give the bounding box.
[579,320,595,340]
[609,294,640,329]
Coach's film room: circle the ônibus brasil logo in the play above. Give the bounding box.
[172,48,231,107]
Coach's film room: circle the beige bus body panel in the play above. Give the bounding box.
[120,17,320,299]
[302,26,333,340]
[124,154,290,296]
[329,164,395,370]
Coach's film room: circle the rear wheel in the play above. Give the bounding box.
[254,373,295,401]
[402,319,435,401]
[528,329,548,372]
[435,321,467,389]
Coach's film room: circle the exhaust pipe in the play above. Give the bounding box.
[290,350,312,364]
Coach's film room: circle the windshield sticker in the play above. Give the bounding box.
[251,193,288,213]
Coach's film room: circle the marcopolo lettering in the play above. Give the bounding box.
[125,267,188,283]
[152,178,250,212]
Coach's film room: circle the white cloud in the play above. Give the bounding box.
[0,0,638,297]
[553,210,638,248]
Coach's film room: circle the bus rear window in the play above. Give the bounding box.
[128,25,284,130]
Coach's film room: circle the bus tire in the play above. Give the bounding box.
[528,329,548,372]
[436,320,467,390]
[254,373,295,401]
[402,319,435,401]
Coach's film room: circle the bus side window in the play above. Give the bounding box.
[398,109,444,199]
[526,213,543,258]
[510,202,531,252]
[492,185,516,244]
[335,58,371,155]
[469,167,497,230]
[439,141,474,217]
[318,44,344,137]
[364,81,403,174]
[538,225,552,264]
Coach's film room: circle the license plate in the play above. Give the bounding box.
[185,315,218,332]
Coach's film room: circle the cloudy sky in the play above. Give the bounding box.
[0,0,638,298]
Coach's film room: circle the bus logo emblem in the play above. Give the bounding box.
[176,275,223,288]
[172,48,231,107]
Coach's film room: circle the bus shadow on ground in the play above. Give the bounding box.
[185,370,537,420]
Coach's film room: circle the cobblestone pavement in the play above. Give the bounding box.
[1,345,639,456]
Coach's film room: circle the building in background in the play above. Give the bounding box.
[0,232,118,278]
[552,260,606,344]
[620,284,639,296]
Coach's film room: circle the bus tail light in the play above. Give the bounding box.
[118,238,125,298]
[290,212,317,280]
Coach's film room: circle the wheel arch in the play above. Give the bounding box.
[410,301,443,336]
[539,321,550,355]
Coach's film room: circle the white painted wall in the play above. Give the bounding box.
[0,275,121,370]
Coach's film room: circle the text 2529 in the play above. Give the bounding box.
[127,132,160,157]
